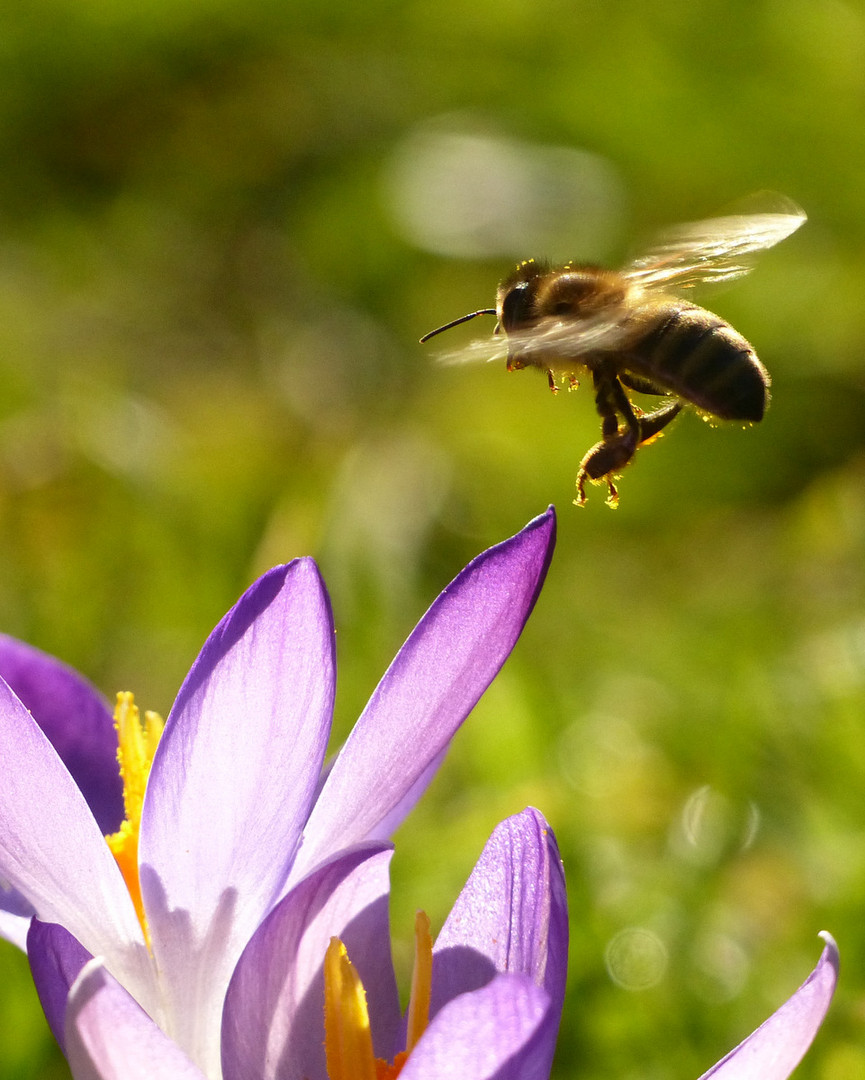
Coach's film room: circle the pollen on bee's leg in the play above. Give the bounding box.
[574,472,589,507]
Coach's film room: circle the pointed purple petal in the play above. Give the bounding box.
[140,560,336,1077]
[0,678,145,969]
[698,933,839,1080]
[431,808,568,1021]
[0,635,121,833]
[400,974,554,1080]
[28,919,93,1052]
[293,509,556,881]
[223,843,398,1080]
[65,960,208,1080]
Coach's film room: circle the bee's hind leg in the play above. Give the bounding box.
[575,437,632,508]
[575,370,640,507]
[619,376,682,447]
[575,375,682,507]
[634,400,682,446]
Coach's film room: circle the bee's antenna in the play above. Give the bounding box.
[419,309,497,343]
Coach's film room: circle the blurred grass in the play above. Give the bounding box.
[1,0,865,1076]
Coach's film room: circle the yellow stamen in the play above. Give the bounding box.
[323,911,435,1080]
[324,939,377,1080]
[406,911,432,1054]
[104,692,164,946]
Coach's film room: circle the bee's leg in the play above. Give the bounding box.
[591,367,631,440]
[575,434,634,508]
[576,398,683,506]
[578,372,686,506]
[546,369,558,393]
[635,400,682,446]
[576,370,641,506]
[609,374,642,442]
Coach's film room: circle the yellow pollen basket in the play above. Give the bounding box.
[104,692,164,946]
[324,911,433,1080]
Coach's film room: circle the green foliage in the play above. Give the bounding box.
[0,0,864,1075]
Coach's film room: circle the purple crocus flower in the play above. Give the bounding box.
[0,509,556,1077]
[39,806,567,1080]
[30,824,838,1080]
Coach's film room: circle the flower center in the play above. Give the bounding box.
[104,692,164,946]
[324,911,433,1080]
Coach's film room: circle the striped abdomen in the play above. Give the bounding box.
[627,301,770,421]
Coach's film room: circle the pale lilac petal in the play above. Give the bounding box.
[0,679,146,977]
[222,843,398,1080]
[28,919,92,1051]
[399,974,554,1080]
[0,635,121,833]
[293,508,556,882]
[698,933,839,1080]
[65,959,208,1080]
[431,807,568,1025]
[140,560,336,1077]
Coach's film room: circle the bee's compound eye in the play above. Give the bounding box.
[500,281,536,331]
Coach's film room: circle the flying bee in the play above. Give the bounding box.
[420,197,806,507]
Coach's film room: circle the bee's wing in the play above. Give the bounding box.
[624,195,806,292]
[433,330,508,365]
[434,312,636,366]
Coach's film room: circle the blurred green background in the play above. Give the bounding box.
[0,0,863,1076]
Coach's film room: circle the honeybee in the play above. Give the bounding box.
[420,197,806,506]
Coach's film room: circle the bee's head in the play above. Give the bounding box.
[494,261,547,371]
[496,260,548,333]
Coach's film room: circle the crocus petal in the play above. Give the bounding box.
[140,560,336,1076]
[292,508,556,882]
[431,808,568,1018]
[0,679,150,998]
[222,843,398,1080]
[698,932,839,1080]
[399,973,553,1080]
[28,919,93,1052]
[65,959,208,1080]
[0,634,121,833]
